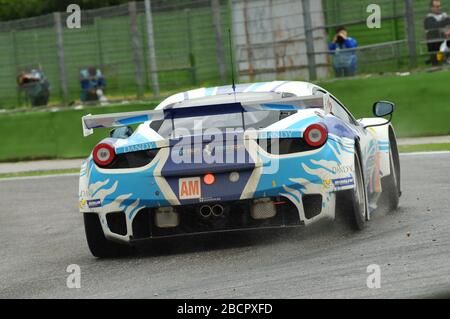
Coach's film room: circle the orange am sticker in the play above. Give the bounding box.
[179,177,201,200]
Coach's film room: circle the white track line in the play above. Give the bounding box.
[0,173,79,182]
[1,151,449,182]
[400,151,450,157]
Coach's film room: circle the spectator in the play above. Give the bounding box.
[80,66,106,103]
[424,0,450,65]
[329,26,358,77]
[17,69,50,107]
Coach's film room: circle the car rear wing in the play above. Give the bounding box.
[81,94,326,137]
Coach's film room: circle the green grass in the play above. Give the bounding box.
[0,70,449,162]
[317,70,450,138]
[399,143,450,153]
[0,143,446,179]
[0,168,79,179]
[0,102,157,161]
[0,4,231,109]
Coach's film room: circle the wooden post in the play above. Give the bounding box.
[211,0,226,83]
[129,1,145,99]
[405,0,417,68]
[302,0,317,80]
[54,12,69,105]
[144,0,160,97]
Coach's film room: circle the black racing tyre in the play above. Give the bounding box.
[380,133,401,211]
[84,213,133,258]
[339,150,368,231]
[350,150,368,230]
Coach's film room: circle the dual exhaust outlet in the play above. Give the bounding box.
[199,204,224,218]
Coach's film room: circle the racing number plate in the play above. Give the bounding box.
[178,177,201,200]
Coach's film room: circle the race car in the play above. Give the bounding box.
[80,81,401,257]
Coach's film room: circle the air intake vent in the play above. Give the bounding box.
[258,138,316,155]
[108,149,159,169]
[106,212,127,236]
[302,194,322,219]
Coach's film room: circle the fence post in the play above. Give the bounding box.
[404,0,417,68]
[11,31,21,107]
[129,1,145,99]
[301,0,317,81]
[54,12,69,105]
[185,9,197,85]
[144,0,160,97]
[211,0,227,83]
[95,18,104,68]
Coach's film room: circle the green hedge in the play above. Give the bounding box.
[319,71,450,138]
[0,103,156,161]
[1,70,450,162]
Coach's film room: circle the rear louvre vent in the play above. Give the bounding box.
[258,138,316,155]
[108,149,159,169]
[106,212,127,236]
[302,195,323,219]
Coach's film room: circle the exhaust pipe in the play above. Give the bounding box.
[199,205,212,218]
[211,204,224,217]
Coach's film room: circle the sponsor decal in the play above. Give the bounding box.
[199,197,221,203]
[322,179,332,189]
[332,164,353,174]
[332,176,354,188]
[79,199,87,210]
[119,142,156,153]
[87,199,102,208]
[79,190,93,198]
[179,177,201,200]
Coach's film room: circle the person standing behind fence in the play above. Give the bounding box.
[329,26,358,77]
[80,67,106,103]
[424,0,450,65]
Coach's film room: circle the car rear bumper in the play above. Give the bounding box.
[87,192,337,244]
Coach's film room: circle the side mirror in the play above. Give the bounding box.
[364,101,395,129]
[373,101,395,117]
[110,126,133,139]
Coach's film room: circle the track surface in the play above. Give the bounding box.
[1,153,449,298]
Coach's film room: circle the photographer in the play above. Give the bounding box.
[424,0,450,65]
[329,26,358,77]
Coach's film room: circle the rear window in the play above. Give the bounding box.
[151,111,285,138]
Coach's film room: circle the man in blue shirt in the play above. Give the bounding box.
[329,26,358,77]
[80,67,106,103]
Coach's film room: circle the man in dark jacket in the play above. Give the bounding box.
[424,0,450,65]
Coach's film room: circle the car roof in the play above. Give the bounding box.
[156,81,322,110]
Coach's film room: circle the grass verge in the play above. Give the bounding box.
[0,168,79,179]
[1,70,450,162]
[399,143,450,153]
[2,143,449,179]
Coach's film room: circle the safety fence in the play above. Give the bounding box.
[0,0,448,109]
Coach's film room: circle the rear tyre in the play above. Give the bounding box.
[380,134,401,211]
[84,213,133,258]
[339,150,368,230]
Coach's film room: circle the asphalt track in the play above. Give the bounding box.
[0,153,449,299]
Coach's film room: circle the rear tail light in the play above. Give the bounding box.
[304,123,328,147]
[203,173,215,185]
[93,143,116,167]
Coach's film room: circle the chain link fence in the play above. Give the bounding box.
[0,0,232,109]
[0,0,448,110]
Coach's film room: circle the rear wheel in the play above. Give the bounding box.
[339,150,368,230]
[380,135,401,211]
[84,213,133,258]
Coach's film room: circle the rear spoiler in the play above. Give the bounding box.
[81,95,326,137]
